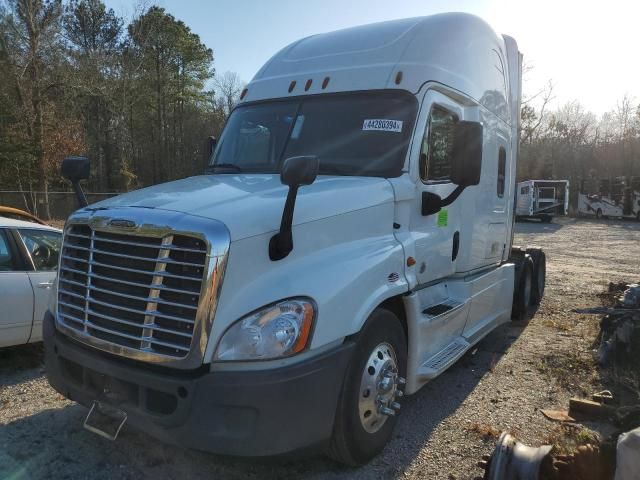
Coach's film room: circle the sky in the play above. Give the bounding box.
[104,0,640,115]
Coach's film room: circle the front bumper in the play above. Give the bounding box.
[43,311,354,456]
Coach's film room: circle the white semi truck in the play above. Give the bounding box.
[45,13,545,465]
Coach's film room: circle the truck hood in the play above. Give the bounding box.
[88,174,395,241]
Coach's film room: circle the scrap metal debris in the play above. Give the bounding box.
[614,427,640,480]
[480,282,640,479]
[574,282,640,367]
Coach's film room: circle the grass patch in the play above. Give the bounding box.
[543,424,600,455]
[466,422,501,441]
[537,350,597,395]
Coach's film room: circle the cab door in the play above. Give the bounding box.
[410,90,465,286]
[0,228,34,347]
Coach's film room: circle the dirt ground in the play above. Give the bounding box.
[1,217,639,480]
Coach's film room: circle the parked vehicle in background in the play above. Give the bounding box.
[515,179,569,222]
[578,177,640,220]
[0,206,49,226]
[44,13,546,465]
[0,218,62,348]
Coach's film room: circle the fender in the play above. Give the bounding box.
[204,202,409,363]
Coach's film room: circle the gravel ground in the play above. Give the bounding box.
[1,217,639,480]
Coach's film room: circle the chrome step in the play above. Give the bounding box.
[417,337,470,380]
[422,299,465,320]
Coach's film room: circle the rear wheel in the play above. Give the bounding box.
[596,208,603,219]
[512,257,533,320]
[328,308,407,466]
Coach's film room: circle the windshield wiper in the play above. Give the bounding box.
[207,163,243,173]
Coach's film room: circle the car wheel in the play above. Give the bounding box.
[596,208,602,219]
[328,308,407,466]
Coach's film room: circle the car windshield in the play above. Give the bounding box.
[208,91,418,177]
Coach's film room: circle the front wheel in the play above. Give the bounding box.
[328,308,407,466]
[596,208,603,219]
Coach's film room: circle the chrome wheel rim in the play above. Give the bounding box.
[358,342,400,433]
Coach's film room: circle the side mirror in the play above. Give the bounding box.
[61,156,90,183]
[208,136,217,157]
[61,156,90,208]
[450,121,483,187]
[280,155,319,187]
[269,156,319,261]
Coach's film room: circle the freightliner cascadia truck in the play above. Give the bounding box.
[45,13,546,465]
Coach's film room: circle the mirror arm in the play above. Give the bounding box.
[439,185,465,208]
[269,185,299,261]
[72,181,88,208]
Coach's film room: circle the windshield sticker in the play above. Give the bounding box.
[362,119,403,133]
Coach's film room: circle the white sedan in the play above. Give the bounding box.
[0,217,62,348]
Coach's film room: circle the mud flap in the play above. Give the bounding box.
[83,401,127,441]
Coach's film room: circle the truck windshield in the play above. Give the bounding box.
[208,91,418,177]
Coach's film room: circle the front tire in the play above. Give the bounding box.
[596,208,603,219]
[328,308,407,466]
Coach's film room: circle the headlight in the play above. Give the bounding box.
[214,298,316,361]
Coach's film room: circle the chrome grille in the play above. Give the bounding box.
[58,224,208,358]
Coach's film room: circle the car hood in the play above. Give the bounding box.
[88,174,395,241]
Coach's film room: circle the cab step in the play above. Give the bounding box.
[422,299,465,323]
[417,337,470,380]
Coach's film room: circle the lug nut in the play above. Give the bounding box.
[397,376,406,385]
[395,390,404,398]
[391,401,401,410]
[379,406,396,416]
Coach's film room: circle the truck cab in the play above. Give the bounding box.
[44,13,543,465]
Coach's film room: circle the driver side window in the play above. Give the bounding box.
[420,106,458,182]
[18,229,62,271]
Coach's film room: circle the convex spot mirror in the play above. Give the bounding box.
[450,120,483,187]
[61,156,90,182]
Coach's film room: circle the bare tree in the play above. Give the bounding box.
[214,70,244,116]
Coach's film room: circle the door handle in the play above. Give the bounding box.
[451,231,460,261]
[37,281,54,289]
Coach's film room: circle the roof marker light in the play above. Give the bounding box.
[322,77,330,89]
[240,88,248,100]
[288,80,296,93]
[395,71,403,85]
[304,79,312,91]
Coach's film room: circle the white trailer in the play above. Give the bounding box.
[516,179,569,222]
[45,14,545,465]
[578,177,640,220]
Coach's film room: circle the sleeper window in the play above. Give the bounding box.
[420,106,458,182]
[497,147,506,197]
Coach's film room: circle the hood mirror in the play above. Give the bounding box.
[269,156,319,261]
[61,156,90,208]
